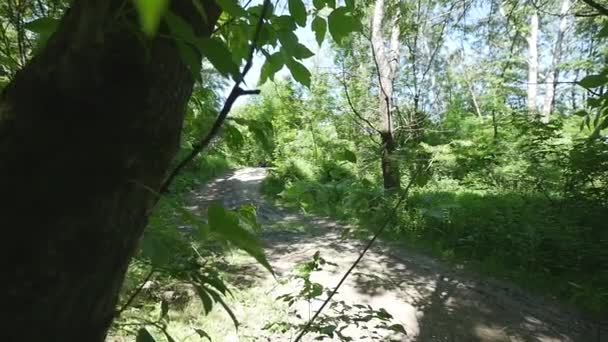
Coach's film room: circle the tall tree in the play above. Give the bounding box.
[542,0,572,121]
[372,0,401,189]
[0,0,360,339]
[0,1,222,340]
[527,8,539,112]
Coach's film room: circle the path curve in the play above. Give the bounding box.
[191,168,602,342]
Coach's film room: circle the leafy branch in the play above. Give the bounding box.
[160,0,271,194]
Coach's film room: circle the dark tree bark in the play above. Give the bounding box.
[0,0,220,340]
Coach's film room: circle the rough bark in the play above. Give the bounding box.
[542,0,571,122]
[527,9,539,113]
[372,0,401,190]
[0,0,220,340]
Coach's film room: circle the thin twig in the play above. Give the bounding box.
[160,0,271,194]
[116,268,155,315]
[293,163,430,342]
[339,69,381,134]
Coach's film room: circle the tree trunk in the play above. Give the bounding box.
[372,0,401,190]
[527,9,539,113]
[465,75,482,118]
[542,0,571,122]
[0,0,220,340]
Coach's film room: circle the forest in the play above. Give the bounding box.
[0,0,607,341]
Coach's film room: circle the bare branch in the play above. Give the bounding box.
[339,70,381,135]
[116,268,155,316]
[293,161,432,342]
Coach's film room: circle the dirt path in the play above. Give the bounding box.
[191,168,603,342]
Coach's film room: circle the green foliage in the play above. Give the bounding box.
[288,0,307,27]
[285,58,311,88]
[24,17,59,50]
[312,16,327,46]
[207,201,273,274]
[133,0,169,37]
[247,73,608,315]
[327,7,361,45]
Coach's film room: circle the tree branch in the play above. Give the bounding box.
[293,161,431,342]
[116,268,155,316]
[339,70,381,135]
[160,0,271,194]
[580,0,608,16]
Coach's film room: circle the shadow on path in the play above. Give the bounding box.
[191,168,603,341]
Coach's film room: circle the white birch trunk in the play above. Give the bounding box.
[542,0,572,121]
[527,10,539,113]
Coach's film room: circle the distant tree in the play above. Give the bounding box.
[372,0,401,189]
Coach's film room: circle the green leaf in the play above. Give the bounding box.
[313,0,326,10]
[598,24,608,38]
[165,12,202,79]
[277,31,315,60]
[162,331,177,342]
[259,52,284,84]
[277,30,300,55]
[25,17,60,52]
[319,325,337,337]
[293,43,315,59]
[224,123,245,150]
[327,7,360,44]
[376,308,393,320]
[339,149,357,163]
[289,0,307,27]
[286,58,312,88]
[198,38,240,79]
[272,15,297,31]
[312,17,327,46]
[24,17,59,35]
[308,282,323,298]
[259,24,278,47]
[199,272,231,296]
[345,0,355,8]
[587,97,604,108]
[133,0,169,37]
[192,0,209,24]
[165,11,198,43]
[140,231,172,266]
[326,0,337,8]
[415,172,431,188]
[215,0,246,16]
[176,41,202,81]
[579,74,608,89]
[195,286,214,313]
[574,110,588,117]
[238,204,262,231]
[195,329,212,341]
[249,122,274,153]
[207,202,274,274]
[388,324,407,334]
[136,328,156,342]
[207,287,240,328]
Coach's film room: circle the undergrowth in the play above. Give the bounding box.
[259,114,608,317]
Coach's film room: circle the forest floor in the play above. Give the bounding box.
[186,167,603,342]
